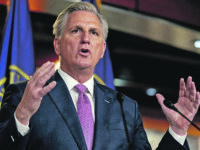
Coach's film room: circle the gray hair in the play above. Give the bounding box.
[53,2,108,40]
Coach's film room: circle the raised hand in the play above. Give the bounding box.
[156,76,200,135]
[15,61,57,125]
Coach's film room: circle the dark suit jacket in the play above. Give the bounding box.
[0,72,189,150]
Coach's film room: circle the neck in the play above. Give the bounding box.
[61,66,94,83]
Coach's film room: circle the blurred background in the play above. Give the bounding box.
[1,0,200,149]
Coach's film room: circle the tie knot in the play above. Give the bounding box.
[75,84,87,93]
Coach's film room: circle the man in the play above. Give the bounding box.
[0,2,199,150]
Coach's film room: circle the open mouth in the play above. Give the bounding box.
[81,49,89,53]
[79,49,90,56]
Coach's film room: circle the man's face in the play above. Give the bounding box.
[54,11,106,74]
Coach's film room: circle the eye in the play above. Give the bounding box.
[91,30,98,36]
[72,29,79,34]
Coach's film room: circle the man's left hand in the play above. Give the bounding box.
[157,76,200,135]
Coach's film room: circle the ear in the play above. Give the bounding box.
[54,37,61,55]
[100,41,107,58]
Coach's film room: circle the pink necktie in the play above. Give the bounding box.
[75,84,94,150]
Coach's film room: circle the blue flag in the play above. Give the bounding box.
[0,0,35,103]
[83,0,115,89]
[93,48,115,89]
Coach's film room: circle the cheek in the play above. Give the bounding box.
[60,39,75,54]
[96,43,105,58]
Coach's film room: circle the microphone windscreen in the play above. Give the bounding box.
[163,99,174,109]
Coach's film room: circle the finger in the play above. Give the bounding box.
[179,78,186,97]
[156,93,165,109]
[189,82,196,102]
[185,76,192,98]
[29,62,50,85]
[37,63,56,87]
[34,67,56,98]
[194,92,200,109]
[31,62,55,87]
[37,62,54,77]
[33,61,52,78]
[39,81,57,96]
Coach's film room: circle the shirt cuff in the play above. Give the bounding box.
[14,112,30,136]
[168,126,187,145]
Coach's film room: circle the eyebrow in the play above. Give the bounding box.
[89,27,99,31]
[73,24,100,30]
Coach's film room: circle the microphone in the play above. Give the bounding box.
[163,99,200,131]
[117,92,131,149]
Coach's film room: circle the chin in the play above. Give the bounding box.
[77,64,91,70]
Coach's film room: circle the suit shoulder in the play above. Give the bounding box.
[96,83,117,94]
[6,80,28,91]
[96,83,138,105]
[3,80,28,100]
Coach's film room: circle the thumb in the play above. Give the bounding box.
[156,93,165,109]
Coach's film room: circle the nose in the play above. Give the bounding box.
[81,32,90,44]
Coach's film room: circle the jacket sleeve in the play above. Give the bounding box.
[0,83,31,150]
[156,130,189,150]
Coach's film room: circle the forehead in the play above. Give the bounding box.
[66,11,102,29]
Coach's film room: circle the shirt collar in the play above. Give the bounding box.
[58,68,94,96]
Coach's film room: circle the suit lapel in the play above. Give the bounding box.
[93,81,115,150]
[47,72,87,150]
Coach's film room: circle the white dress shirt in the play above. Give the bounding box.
[58,68,95,120]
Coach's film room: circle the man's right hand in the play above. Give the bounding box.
[15,61,57,125]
